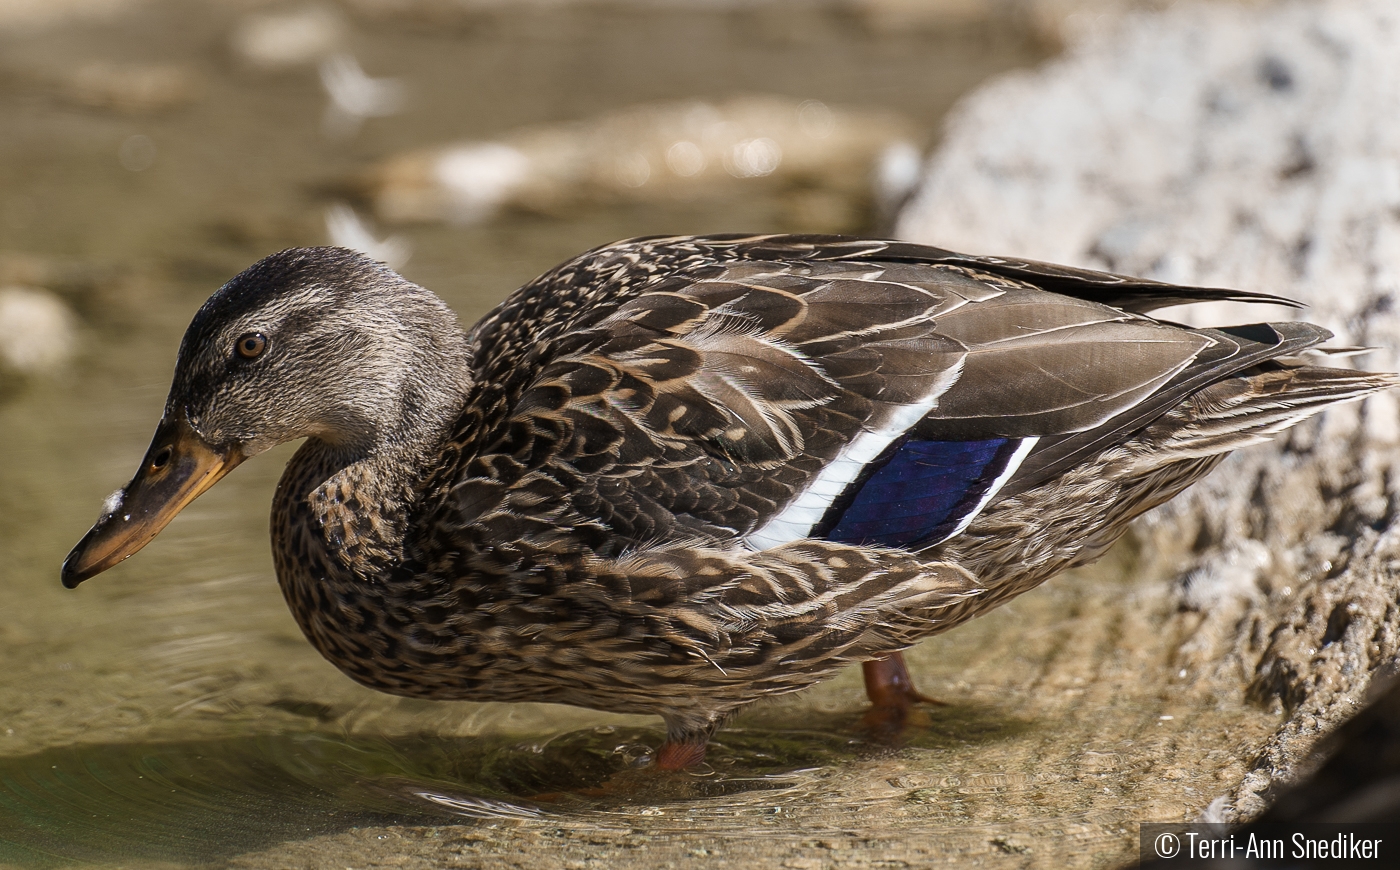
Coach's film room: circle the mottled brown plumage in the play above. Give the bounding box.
[63,234,1396,765]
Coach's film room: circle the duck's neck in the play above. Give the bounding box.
[286,440,426,576]
[272,373,471,583]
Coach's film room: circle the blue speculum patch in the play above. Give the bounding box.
[821,437,1014,548]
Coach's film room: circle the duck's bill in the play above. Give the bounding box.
[61,418,243,588]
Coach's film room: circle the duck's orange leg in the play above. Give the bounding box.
[860,652,944,739]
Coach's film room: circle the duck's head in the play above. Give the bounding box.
[61,247,471,588]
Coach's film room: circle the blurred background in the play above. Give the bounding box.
[5,0,1399,867]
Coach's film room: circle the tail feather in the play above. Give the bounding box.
[1133,366,1399,466]
[1008,321,1343,495]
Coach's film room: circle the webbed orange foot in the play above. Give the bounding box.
[654,739,708,770]
[530,742,706,802]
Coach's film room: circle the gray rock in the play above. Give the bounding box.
[0,285,76,376]
[897,0,1400,822]
[354,96,916,231]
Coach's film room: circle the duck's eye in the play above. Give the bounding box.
[235,333,267,360]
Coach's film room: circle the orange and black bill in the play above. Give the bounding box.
[61,416,242,588]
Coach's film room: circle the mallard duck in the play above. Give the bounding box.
[61,234,1395,769]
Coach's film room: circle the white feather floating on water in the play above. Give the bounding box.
[319,53,405,140]
[324,202,411,269]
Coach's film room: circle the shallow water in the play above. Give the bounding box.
[4,714,1035,866]
[0,3,1277,868]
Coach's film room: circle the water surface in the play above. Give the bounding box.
[0,4,1273,868]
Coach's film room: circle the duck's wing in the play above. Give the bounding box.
[435,235,1317,557]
